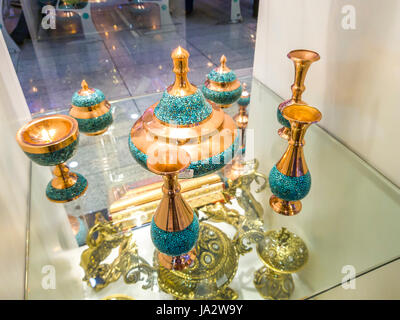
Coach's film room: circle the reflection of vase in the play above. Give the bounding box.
[147,147,199,270]
[269,104,321,215]
[202,55,242,109]
[277,50,320,140]
[69,80,113,136]
[129,47,238,178]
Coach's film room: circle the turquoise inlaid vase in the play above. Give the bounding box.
[269,104,322,216]
[129,46,238,179]
[70,80,113,136]
[202,55,242,108]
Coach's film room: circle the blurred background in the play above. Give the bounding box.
[1,0,258,114]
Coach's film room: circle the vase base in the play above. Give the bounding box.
[84,128,108,136]
[277,127,291,140]
[158,248,197,270]
[269,195,301,216]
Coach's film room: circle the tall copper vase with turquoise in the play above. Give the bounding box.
[147,146,199,270]
[269,104,322,215]
[129,46,238,178]
[277,49,320,140]
[202,55,242,109]
[69,80,113,136]
[16,115,88,203]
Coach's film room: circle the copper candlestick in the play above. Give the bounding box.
[147,146,199,270]
[277,49,320,140]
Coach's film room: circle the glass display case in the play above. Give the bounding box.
[25,75,400,300]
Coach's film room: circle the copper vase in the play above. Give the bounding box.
[269,104,322,215]
[277,49,320,140]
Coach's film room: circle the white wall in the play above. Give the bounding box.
[253,0,400,187]
[0,32,31,299]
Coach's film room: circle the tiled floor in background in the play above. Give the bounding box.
[8,0,257,114]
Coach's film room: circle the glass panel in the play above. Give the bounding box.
[26,77,400,300]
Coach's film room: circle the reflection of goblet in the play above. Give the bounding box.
[16,115,88,203]
[254,227,308,300]
[269,104,322,216]
[277,50,320,140]
[147,146,199,270]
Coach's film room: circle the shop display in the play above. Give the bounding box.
[254,228,308,300]
[147,147,199,270]
[277,49,320,140]
[69,80,113,136]
[16,115,88,203]
[269,104,322,215]
[202,55,242,109]
[128,46,238,177]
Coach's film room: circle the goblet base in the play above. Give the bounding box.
[277,126,291,140]
[254,266,294,300]
[269,195,302,216]
[158,248,197,271]
[84,128,108,136]
[46,173,88,203]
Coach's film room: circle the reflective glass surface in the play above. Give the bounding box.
[26,77,400,300]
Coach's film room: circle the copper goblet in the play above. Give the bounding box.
[16,114,88,203]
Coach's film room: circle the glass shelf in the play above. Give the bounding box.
[26,76,400,300]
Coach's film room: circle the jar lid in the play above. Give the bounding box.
[206,55,237,83]
[72,80,106,108]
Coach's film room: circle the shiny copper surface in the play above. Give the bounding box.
[148,147,194,232]
[16,115,78,154]
[217,55,231,73]
[51,163,78,189]
[205,79,241,92]
[269,195,302,216]
[276,104,322,177]
[168,46,197,96]
[131,105,237,163]
[277,127,291,140]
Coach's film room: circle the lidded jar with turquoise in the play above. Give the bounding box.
[129,46,239,178]
[202,55,242,108]
[69,80,113,136]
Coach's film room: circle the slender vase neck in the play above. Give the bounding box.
[276,122,310,176]
[291,61,312,103]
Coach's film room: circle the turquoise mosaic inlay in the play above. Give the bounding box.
[207,69,237,83]
[24,139,78,166]
[154,89,212,125]
[72,88,105,107]
[46,173,87,202]
[202,85,242,105]
[151,214,199,256]
[129,135,239,177]
[75,108,113,134]
[238,96,250,107]
[277,107,291,128]
[269,165,311,201]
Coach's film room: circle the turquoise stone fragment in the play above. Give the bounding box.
[46,173,88,202]
[151,214,199,256]
[24,139,78,166]
[269,165,311,201]
[277,107,291,128]
[154,89,212,125]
